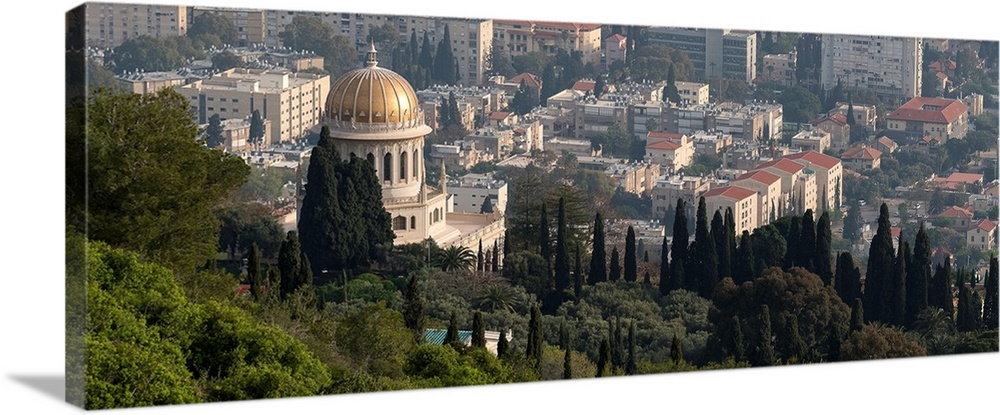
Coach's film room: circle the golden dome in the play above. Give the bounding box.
[325,44,421,125]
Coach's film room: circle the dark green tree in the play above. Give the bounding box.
[418,31,434,70]
[596,338,611,377]
[670,199,689,292]
[249,109,265,149]
[752,305,776,366]
[711,210,731,280]
[589,212,607,284]
[509,79,537,115]
[433,25,457,85]
[834,252,862,306]
[670,335,684,365]
[784,216,802,269]
[725,208,737,271]
[247,242,262,301]
[497,329,509,358]
[444,312,461,349]
[563,346,573,380]
[930,259,954,316]
[526,304,544,363]
[609,247,621,282]
[659,236,671,296]
[784,314,809,362]
[850,298,865,333]
[574,242,584,299]
[540,64,558,106]
[663,64,681,103]
[690,197,718,298]
[492,240,500,272]
[624,225,637,282]
[729,316,746,362]
[815,211,833,284]
[983,257,999,330]
[471,311,486,348]
[403,273,425,339]
[625,321,637,375]
[907,223,932,328]
[477,239,484,273]
[205,113,224,149]
[277,15,358,77]
[539,203,550,263]
[188,12,238,46]
[864,203,895,323]
[887,240,908,327]
[277,231,304,299]
[843,198,864,242]
[734,230,755,284]
[555,198,570,292]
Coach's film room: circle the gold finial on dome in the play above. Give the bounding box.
[366,39,378,67]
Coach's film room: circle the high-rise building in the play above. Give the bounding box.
[645,28,757,83]
[820,34,922,102]
[493,20,603,67]
[192,7,267,47]
[84,3,187,49]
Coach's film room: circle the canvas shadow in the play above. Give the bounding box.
[9,374,64,402]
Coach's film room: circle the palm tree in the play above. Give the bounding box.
[473,283,521,313]
[435,245,476,272]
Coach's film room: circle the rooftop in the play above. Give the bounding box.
[704,185,757,200]
[810,113,848,126]
[934,206,973,219]
[734,170,781,185]
[784,151,841,169]
[755,158,805,174]
[887,97,968,124]
[840,146,882,161]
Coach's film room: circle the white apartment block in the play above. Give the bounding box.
[645,28,757,83]
[449,173,508,214]
[85,3,187,49]
[820,34,922,102]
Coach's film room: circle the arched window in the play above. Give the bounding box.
[434,208,439,223]
[413,149,420,178]
[393,216,407,231]
[410,216,416,229]
[383,152,392,182]
[400,151,408,181]
[366,153,375,166]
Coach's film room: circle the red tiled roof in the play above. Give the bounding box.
[929,60,956,71]
[704,185,757,200]
[510,72,541,88]
[647,140,681,150]
[810,113,848,126]
[734,170,781,185]
[970,218,997,233]
[784,151,841,169]
[647,131,685,140]
[921,135,942,144]
[944,172,984,184]
[572,80,596,92]
[935,206,973,219]
[755,158,805,174]
[891,227,902,239]
[840,146,882,161]
[887,97,968,124]
[876,136,898,149]
[490,111,512,121]
[606,34,627,42]
[936,72,948,80]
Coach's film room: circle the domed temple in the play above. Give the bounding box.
[319,43,505,250]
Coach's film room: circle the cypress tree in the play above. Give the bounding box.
[753,305,776,367]
[659,236,671,296]
[907,223,932,328]
[445,312,460,348]
[795,209,816,273]
[206,113,224,148]
[664,64,680,103]
[983,256,999,330]
[247,242,262,301]
[408,29,419,65]
[625,321,637,375]
[864,203,895,323]
[834,252,862,305]
[609,247,621,282]
[930,258,954,316]
[472,311,486,348]
[249,109,264,148]
[957,274,975,332]
[433,25,456,85]
[784,216,802,269]
[539,203,550,266]
[558,320,569,350]
[726,208,737,272]
[690,197,718,298]
[624,225,637,282]
[596,338,611,377]
[613,317,624,370]
[785,314,809,362]
[643,271,651,288]
[849,298,865,333]
[730,316,746,362]
[497,328,509,358]
[555,198,570,292]
[278,230,302,299]
[298,252,313,289]
[526,304,543,362]
[589,212,607,284]
[563,346,573,379]
[574,242,583,299]
[888,239,908,327]
[711,210,727,280]
[418,31,433,70]
[670,199,688,291]
[670,335,684,365]
[826,320,842,362]
[492,240,500,272]
[477,239,484,272]
[815,211,833,285]
[403,273,425,340]
[735,230,755,284]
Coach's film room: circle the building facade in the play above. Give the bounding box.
[886,97,969,143]
[493,20,603,67]
[193,6,266,47]
[646,28,757,83]
[704,186,758,236]
[820,34,922,102]
[84,3,187,49]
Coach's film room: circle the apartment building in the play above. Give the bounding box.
[967,219,997,251]
[761,51,796,86]
[449,173,508,214]
[886,97,969,143]
[85,3,187,49]
[193,7,266,47]
[660,101,782,143]
[651,174,712,219]
[790,129,831,153]
[704,186,758,236]
[176,68,330,145]
[732,170,781,226]
[755,157,817,216]
[493,20,603,67]
[645,132,695,172]
[675,81,710,105]
[820,34,922,102]
[810,113,850,151]
[784,151,843,211]
[605,34,628,70]
[645,27,757,83]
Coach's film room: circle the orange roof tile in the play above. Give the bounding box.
[876,136,898,149]
[647,140,681,150]
[489,111,511,121]
[704,185,757,200]
[970,219,997,233]
[606,34,627,42]
[944,172,984,184]
[755,158,805,174]
[887,97,968,124]
[935,206,973,219]
[734,170,781,185]
[841,146,882,161]
[572,80,596,92]
[810,113,848,126]
[784,151,842,169]
[510,72,541,88]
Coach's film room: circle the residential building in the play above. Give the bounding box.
[830,102,878,131]
[493,20,603,67]
[660,101,782,143]
[176,68,331,145]
[547,137,600,157]
[651,174,711,218]
[791,129,831,153]
[645,132,694,172]
[820,34,922,101]
[429,142,483,170]
[84,3,188,49]
[933,206,974,231]
[605,34,628,70]
[117,70,198,94]
[840,146,883,171]
[810,113,850,151]
[873,136,899,154]
[704,186,758,236]
[675,81,709,105]
[963,93,984,117]
[916,135,944,154]
[417,85,504,129]
[886,97,969,143]
[754,157,817,216]
[645,27,757,83]
[464,128,513,159]
[211,116,272,153]
[578,157,661,196]
[761,51,796,86]
[967,219,997,251]
[193,6,266,47]
[931,172,984,192]
[691,130,734,156]
[784,151,844,210]
[449,173,508,215]
[732,170,782,226]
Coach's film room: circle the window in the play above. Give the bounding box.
[411,216,417,229]
[394,216,407,230]
[400,151,408,180]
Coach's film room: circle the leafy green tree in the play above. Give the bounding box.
[690,197,718,298]
[751,305,776,366]
[563,346,573,379]
[609,247,621,282]
[750,225,787,272]
[625,321,637,375]
[778,86,822,123]
[624,225,638,283]
[445,311,461,349]
[205,113,224,148]
[591,123,632,158]
[864,204,895,323]
[590,212,607,284]
[188,12,237,46]
[509,80,537,115]
[403,273,425,339]
[278,16,358,77]
[840,324,927,361]
[74,89,249,273]
[984,257,999,330]
[108,35,187,72]
[216,202,285,260]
